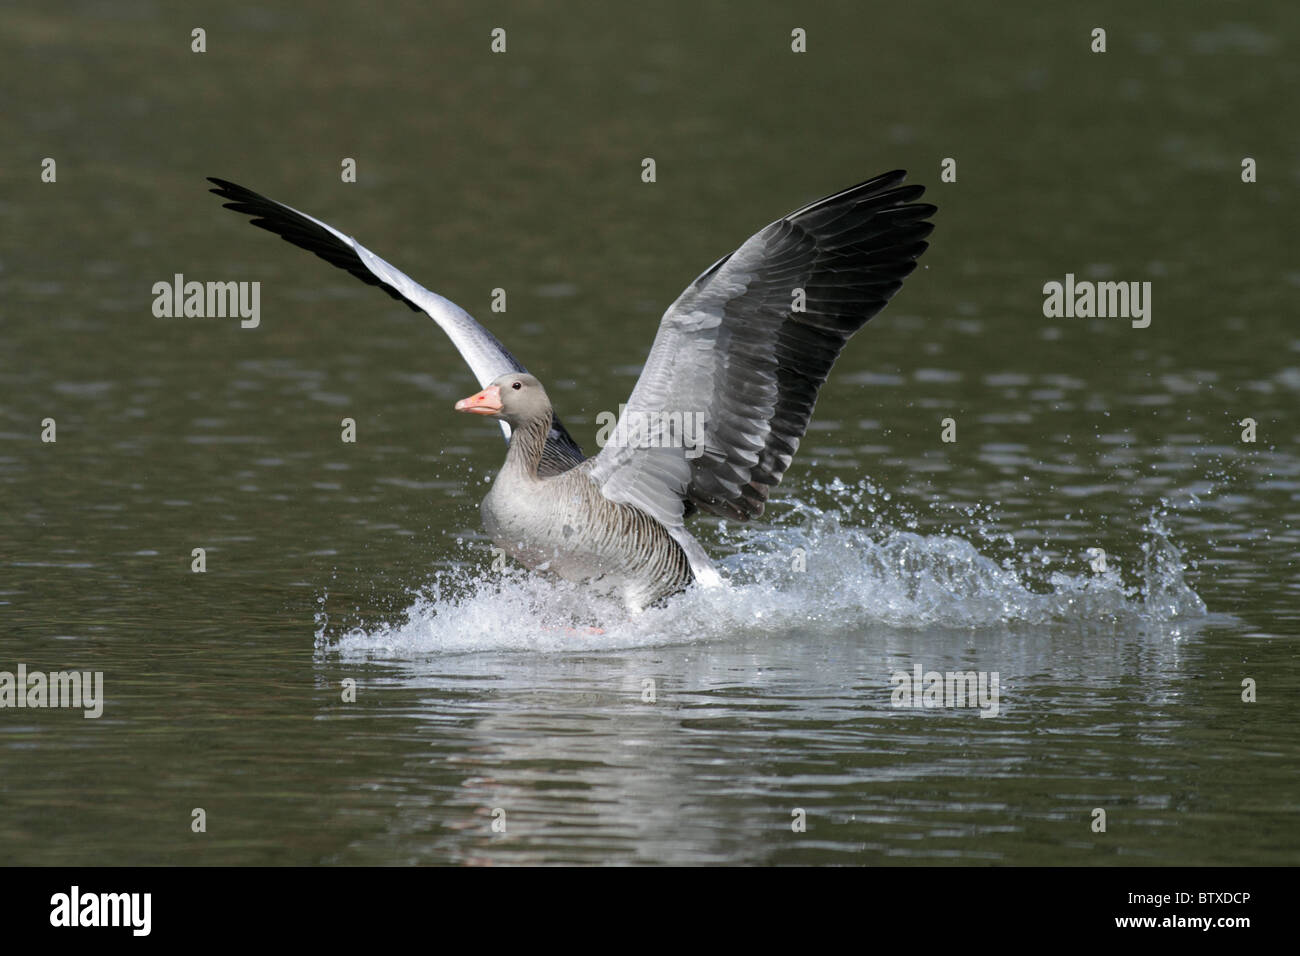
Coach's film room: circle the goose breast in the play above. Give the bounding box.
[482,467,692,609]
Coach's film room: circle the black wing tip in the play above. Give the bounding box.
[208,179,299,226]
[873,168,909,187]
[876,202,939,226]
[845,169,909,192]
[206,175,243,196]
[207,178,270,211]
[786,169,935,225]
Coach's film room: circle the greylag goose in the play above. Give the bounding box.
[208,173,935,610]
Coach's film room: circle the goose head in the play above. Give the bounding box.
[454,372,551,428]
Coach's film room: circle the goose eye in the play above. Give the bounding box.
[511,381,522,390]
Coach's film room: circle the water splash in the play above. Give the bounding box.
[316,478,1206,658]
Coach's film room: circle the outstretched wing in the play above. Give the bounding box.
[207,178,585,474]
[586,170,934,523]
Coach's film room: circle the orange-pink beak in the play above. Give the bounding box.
[454,384,503,416]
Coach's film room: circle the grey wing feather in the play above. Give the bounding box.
[587,170,934,522]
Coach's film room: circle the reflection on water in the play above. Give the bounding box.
[315,607,1231,865]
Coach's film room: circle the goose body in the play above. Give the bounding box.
[478,405,692,610]
[209,173,935,611]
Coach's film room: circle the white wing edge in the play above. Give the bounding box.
[668,525,722,587]
[255,192,517,443]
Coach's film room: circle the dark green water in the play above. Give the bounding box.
[1,1,1296,865]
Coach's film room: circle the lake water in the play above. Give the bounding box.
[1,0,1297,865]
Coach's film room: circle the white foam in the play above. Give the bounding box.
[317,480,1206,659]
